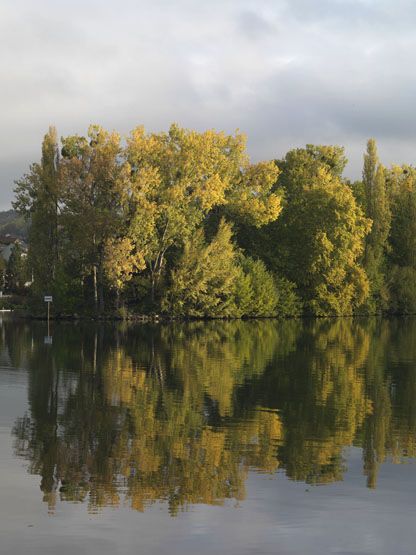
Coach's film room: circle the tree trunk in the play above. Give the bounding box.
[97,246,105,315]
[93,265,98,313]
[151,272,156,303]
[93,330,97,374]
[150,250,166,305]
[98,277,104,315]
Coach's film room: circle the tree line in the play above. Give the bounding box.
[11,124,416,317]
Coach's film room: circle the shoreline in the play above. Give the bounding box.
[7,309,412,323]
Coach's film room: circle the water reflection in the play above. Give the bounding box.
[8,318,416,514]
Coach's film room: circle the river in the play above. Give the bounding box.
[0,317,415,554]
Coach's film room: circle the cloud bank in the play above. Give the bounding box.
[1,0,416,207]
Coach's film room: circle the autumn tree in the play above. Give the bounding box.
[59,125,135,313]
[266,146,371,315]
[125,124,281,303]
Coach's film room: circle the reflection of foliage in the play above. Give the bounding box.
[12,320,287,514]
[273,320,372,484]
[9,318,416,514]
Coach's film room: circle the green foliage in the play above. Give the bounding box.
[362,140,391,312]
[60,125,131,313]
[51,266,84,315]
[13,127,60,298]
[164,223,280,318]
[389,186,416,268]
[386,169,416,312]
[351,180,367,211]
[163,219,241,317]
[388,266,416,314]
[276,144,347,199]
[270,147,371,316]
[5,243,27,293]
[275,276,303,318]
[235,255,278,317]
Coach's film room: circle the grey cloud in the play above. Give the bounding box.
[237,11,277,40]
[282,0,409,25]
[283,0,379,22]
[1,0,416,209]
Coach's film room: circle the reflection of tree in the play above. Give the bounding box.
[245,319,373,484]
[12,321,288,514]
[362,319,416,487]
[9,317,416,514]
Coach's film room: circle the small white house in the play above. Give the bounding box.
[0,235,27,262]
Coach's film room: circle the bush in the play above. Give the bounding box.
[163,219,240,317]
[235,256,278,317]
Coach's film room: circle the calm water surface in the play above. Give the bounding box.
[1,317,416,554]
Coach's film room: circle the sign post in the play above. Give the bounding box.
[44,296,53,344]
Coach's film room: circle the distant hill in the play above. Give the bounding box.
[0,210,29,239]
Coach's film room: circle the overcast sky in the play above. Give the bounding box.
[1,0,416,209]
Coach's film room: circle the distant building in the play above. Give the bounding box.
[0,234,28,262]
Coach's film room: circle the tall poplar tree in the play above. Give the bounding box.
[387,166,416,312]
[13,127,61,300]
[362,139,391,311]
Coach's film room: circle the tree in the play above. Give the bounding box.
[362,139,391,311]
[388,168,416,269]
[6,242,27,293]
[125,124,282,303]
[274,276,303,318]
[13,127,61,300]
[267,147,371,315]
[59,125,134,313]
[164,222,281,318]
[163,219,241,317]
[235,255,279,317]
[387,167,416,312]
[0,256,6,293]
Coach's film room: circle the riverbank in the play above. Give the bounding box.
[9,307,412,322]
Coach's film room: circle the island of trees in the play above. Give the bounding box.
[9,124,416,318]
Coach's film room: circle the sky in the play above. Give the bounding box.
[1,0,416,209]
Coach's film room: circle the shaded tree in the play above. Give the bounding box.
[13,127,60,302]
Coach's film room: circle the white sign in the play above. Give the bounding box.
[44,296,53,302]
[44,336,53,345]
